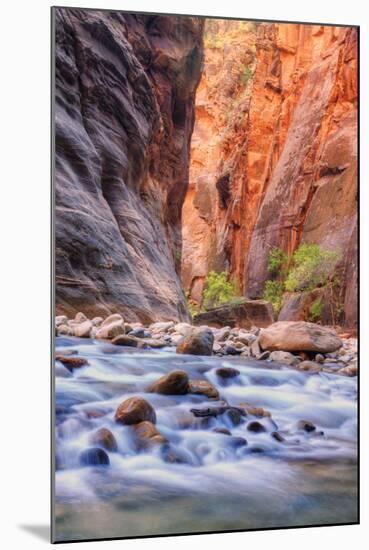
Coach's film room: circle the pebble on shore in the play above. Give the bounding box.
[55,313,358,377]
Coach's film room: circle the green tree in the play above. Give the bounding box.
[203,271,239,309]
[309,298,323,322]
[285,243,341,292]
[263,280,284,314]
[267,246,288,277]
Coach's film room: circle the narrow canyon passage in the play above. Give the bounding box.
[53,11,358,542]
[181,20,357,327]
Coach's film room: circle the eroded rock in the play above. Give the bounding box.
[115,397,156,425]
[176,327,214,356]
[148,370,189,395]
[79,447,110,467]
[259,321,342,353]
[90,427,118,452]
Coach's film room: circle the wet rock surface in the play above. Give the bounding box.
[259,321,343,353]
[79,447,110,467]
[176,327,214,356]
[148,370,190,395]
[115,397,156,425]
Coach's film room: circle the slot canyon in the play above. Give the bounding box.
[55,11,357,328]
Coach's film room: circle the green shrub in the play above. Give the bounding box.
[203,271,239,309]
[263,280,284,313]
[184,292,200,318]
[240,66,253,84]
[309,298,323,321]
[285,243,341,292]
[267,246,288,276]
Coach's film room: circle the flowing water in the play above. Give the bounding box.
[54,336,358,542]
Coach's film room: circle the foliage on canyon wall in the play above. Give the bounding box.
[182,21,357,327]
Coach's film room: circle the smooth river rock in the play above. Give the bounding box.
[176,327,214,356]
[90,428,118,452]
[132,421,168,449]
[148,370,189,395]
[115,397,156,425]
[259,321,342,353]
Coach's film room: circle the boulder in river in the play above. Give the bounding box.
[297,360,322,373]
[74,312,88,323]
[128,327,145,338]
[216,367,240,379]
[239,402,271,418]
[338,364,358,377]
[176,327,214,356]
[259,321,342,353]
[136,338,166,349]
[269,350,300,366]
[132,421,167,449]
[247,421,267,433]
[56,324,73,336]
[297,420,316,432]
[188,379,219,399]
[55,315,68,327]
[112,334,139,347]
[96,314,125,340]
[174,322,193,336]
[79,447,110,467]
[150,321,175,331]
[90,427,118,452]
[73,320,93,338]
[55,355,89,370]
[115,396,156,425]
[148,369,189,395]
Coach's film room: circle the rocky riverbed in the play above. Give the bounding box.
[54,313,358,541]
[56,313,358,377]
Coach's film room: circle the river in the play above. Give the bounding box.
[53,336,358,542]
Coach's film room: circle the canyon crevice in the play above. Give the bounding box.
[54,8,203,322]
[182,20,357,327]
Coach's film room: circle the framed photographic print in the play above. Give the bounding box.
[52,5,358,543]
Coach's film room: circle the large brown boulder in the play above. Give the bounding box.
[148,370,189,395]
[259,321,342,353]
[188,379,219,398]
[73,320,93,338]
[193,300,274,329]
[176,328,214,356]
[115,397,156,425]
[96,314,125,340]
[111,334,139,347]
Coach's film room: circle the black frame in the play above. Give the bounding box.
[51,5,360,543]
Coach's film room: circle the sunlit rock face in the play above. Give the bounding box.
[54,8,204,322]
[182,21,357,327]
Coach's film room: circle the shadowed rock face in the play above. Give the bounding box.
[54,8,204,322]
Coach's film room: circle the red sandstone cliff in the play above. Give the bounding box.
[182,21,357,327]
[54,8,203,322]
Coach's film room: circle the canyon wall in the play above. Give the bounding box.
[54,8,203,322]
[182,21,358,327]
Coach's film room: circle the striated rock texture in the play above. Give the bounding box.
[182,20,259,303]
[182,21,357,327]
[54,8,204,322]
